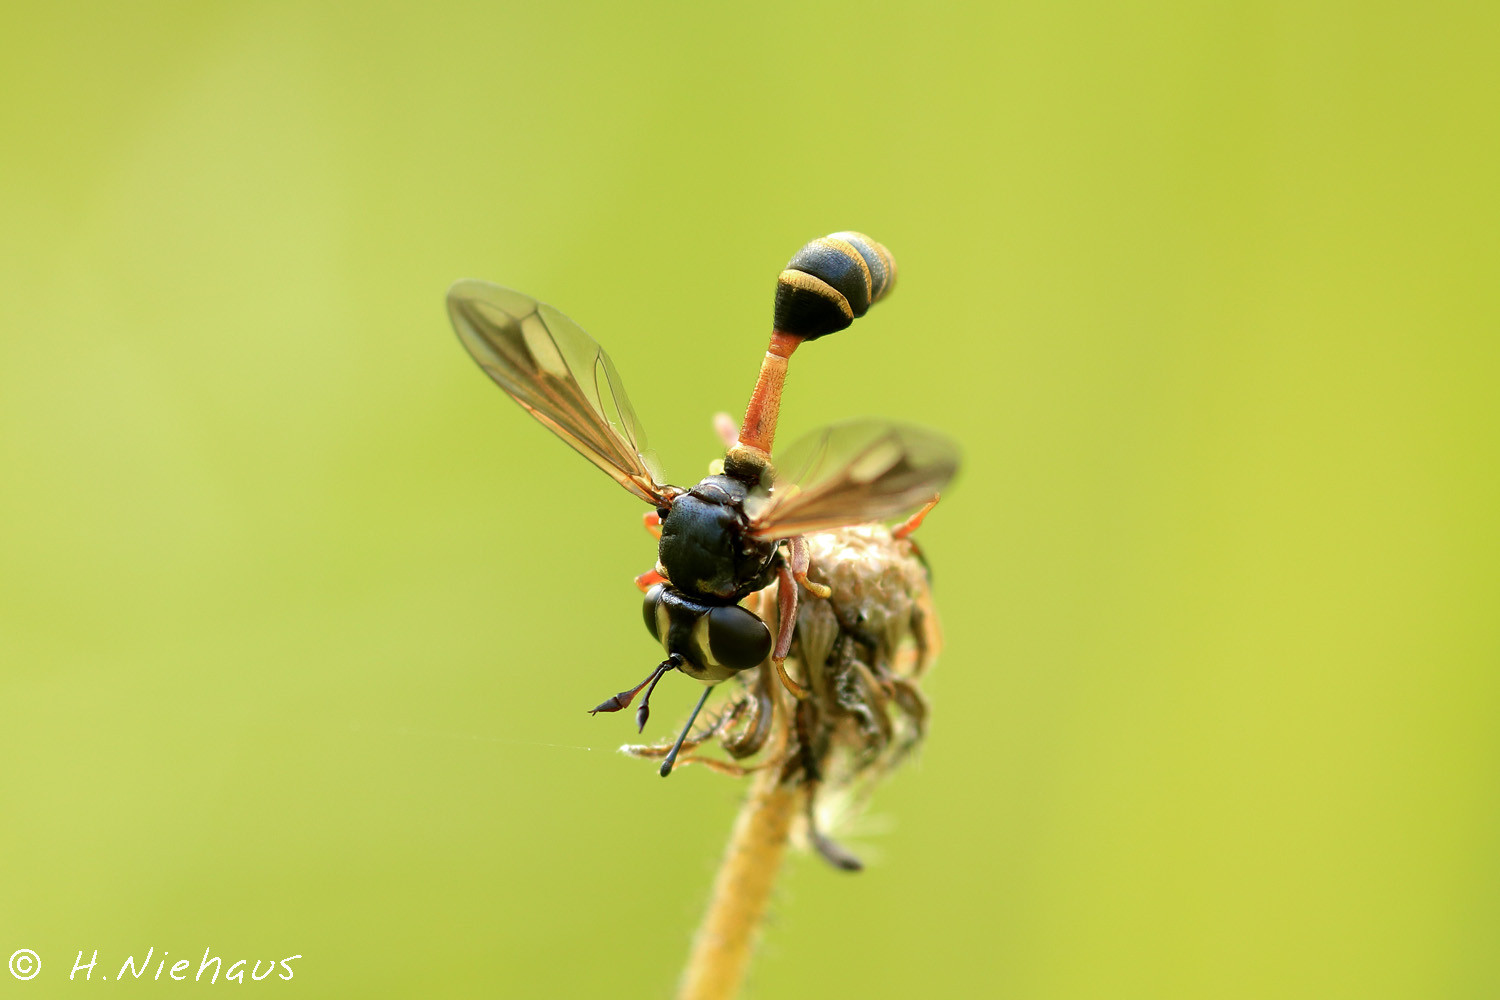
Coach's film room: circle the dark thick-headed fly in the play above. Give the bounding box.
[448,232,958,775]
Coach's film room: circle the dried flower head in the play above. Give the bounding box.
[624,522,940,869]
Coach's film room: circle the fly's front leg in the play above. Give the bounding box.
[634,511,668,591]
[788,534,830,598]
[633,512,669,590]
[770,563,809,699]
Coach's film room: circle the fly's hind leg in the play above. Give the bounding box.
[893,495,940,540]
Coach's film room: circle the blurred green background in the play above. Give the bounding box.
[2,2,1496,996]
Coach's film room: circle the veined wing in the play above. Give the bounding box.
[748,420,959,541]
[448,280,668,504]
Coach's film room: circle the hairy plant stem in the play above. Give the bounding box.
[677,761,796,1000]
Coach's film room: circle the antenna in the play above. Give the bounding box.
[588,654,683,732]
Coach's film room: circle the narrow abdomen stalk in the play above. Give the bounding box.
[735,331,802,457]
[732,232,897,463]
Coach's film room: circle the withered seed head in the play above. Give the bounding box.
[623,524,941,867]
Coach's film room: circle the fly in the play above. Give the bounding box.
[447,232,959,776]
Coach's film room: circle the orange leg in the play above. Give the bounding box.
[770,563,809,699]
[789,534,830,598]
[638,511,666,590]
[893,495,941,540]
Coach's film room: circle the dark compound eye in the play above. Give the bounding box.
[705,605,772,670]
[642,584,665,641]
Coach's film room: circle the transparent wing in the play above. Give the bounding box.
[447,280,668,504]
[747,420,960,541]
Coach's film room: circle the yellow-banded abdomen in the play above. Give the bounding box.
[772,231,896,339]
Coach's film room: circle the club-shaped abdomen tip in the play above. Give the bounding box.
[772,232,896,340]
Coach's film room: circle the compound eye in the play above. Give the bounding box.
[642,584,665,642]
[705,605,772,670]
